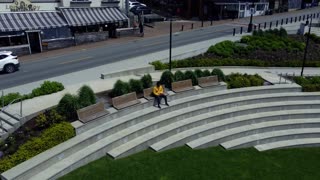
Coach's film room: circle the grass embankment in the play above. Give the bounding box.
[61,146,320,180]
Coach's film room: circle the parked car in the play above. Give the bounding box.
[129,2,146,9]
[0,51,20,73]
[130,5,152,15]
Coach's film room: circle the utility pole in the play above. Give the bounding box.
[247,0,255,32]
[301,17,312,76]
[169,18,172,71]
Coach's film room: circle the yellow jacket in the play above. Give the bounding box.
[153,85,163,96]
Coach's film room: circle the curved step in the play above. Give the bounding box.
[221,128,320,150]
[31,101,320,179]
[0,112,20,129]
[255,138,320,151]
[0,127,8,140]
[150,109,320,152]
[77,84,300,134]
[188,121,320,149]
[0,119,14,134]
[0,85,304,180]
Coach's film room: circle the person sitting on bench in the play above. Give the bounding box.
[153,81,169,108]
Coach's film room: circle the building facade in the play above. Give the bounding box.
[0,0,128,55]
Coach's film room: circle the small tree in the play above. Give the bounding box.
[160,71,174,89]
[129,79,144,93]
[184,70,198,86]
[78,85,96,108]
[202,69,211,77]
[141,74,153,89]
[112,80,131,97]
[211,68,225,81]
[174,70,185,81]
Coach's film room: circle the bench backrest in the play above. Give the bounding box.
[112,92,138,107]
[198,76,219,86]
[171,79,193,92]
[77,102,105,123]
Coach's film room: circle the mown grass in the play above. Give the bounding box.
[60,146,320,180]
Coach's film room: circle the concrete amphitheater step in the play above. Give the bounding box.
[0,127,8,140]
[150,109,320,152]
[188,119,320,150]
[7,98,320,180]
[0,118,14,134]
[255,138,320,151]
[221,127,320,150]
[75,84,300,134]
[0,85,303,180]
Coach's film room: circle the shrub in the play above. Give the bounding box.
[0,93,22,108]
[202,70,211,77]
[31,81,64,97]
[160,71,174,89]
[35,113,48,129]
[129,79,144,94]
[174,70,185,81]
[57,93,80,120]
[194,69,203,78]
[0,122,75,173]
[150,61,168,70]
[228,76,251,89]
[211,68,225,81]
[184,70,198,86]
[249,74,264,86]
[47,109,66,124]
[207,41,238,58]
[78,85,96,108]
[112,80,131,97]
[141,74,153,89]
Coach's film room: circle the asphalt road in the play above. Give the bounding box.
[0,7,319,89]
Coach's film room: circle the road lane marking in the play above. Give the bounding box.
[59,56,92,65]
[142,41,164,47]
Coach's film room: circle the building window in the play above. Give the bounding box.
[240,5,245,10]
[256,4,265,11]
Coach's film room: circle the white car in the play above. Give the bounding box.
[0,51,20,73]
[129,1,146,9]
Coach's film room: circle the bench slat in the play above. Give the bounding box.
[112,92,141,110]
[77,102,109,123]
[172,79,194,93]
[198,76,219,88]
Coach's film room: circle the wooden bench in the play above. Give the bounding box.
[77,102,109,123]
[198,75,219,88]
[112,92,141,110]
[171,79,194,93]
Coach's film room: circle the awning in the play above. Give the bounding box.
[59,7,128,27]
[0,11,68,32]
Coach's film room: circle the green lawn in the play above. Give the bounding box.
[60,146,320,180]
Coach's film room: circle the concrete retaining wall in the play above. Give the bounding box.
[100,65,155,79]
[75,32,109,45]
[0,45,30,56]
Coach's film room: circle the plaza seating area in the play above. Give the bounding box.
[2,77,320,180]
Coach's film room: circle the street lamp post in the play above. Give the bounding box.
[169,18,172,72]
[247,1,255,33]
[301,16,313,76]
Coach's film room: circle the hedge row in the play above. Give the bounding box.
[0,81,64,108]
[111,74,153,97]
[57,85,96,120]
[226,73,265,89]
[159,69,225,89]
[293,76,320,92]
[150,59,320,70]
[0,122,75,173]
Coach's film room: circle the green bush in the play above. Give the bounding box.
[184,70,198,86]
[57,94,80,120]
[293,76,320,92]
[112,80,131,97]
[129,79,144,94]
[0,122,75,173]
[78,85,96,108]
[202,70,211,77]
[249,74,265,86]
[174,70,185,81]
[211,68,225,81]
[35,113,48,129]
[31,81,64,97]
[227,76,251,89]
[160,71,174,89]
[207,41,238,58]
[194,69,203,78]
[141,74,153,89]
[226,73,264,89]
[0,93,22,108]
[151,61,168,70]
